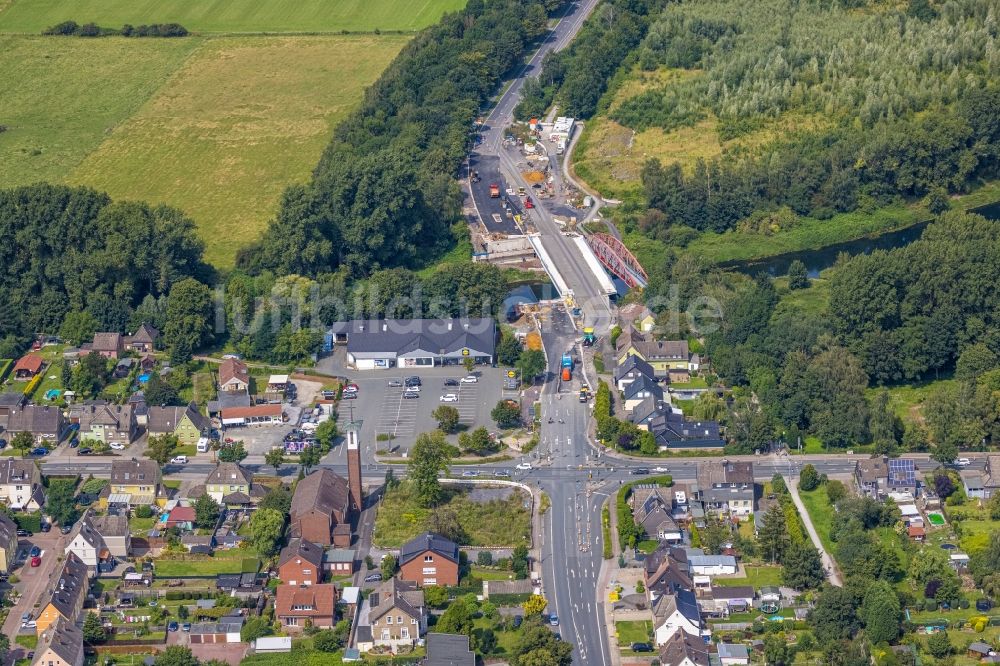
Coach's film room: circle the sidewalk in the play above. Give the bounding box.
[783,474,843,587]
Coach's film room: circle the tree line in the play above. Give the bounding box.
[627,0,1000,236]
[43,21,189,37]
[515,0,671,121]
[237,0,564,278]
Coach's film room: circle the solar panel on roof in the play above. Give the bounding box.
[888,458,915,483]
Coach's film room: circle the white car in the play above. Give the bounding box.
[404,385,420,393]
[170,455,188,464]
[22,620,36,629]
[956,458,972,467]
[440,393,459,402]
[516,462,533,471]
[652,466,669,473]
[460,375,478,384]
[109,442,126,450]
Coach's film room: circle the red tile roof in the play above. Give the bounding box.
[169,506,196,523]
[275,583,337,618]
[221,404,282,419]
[14,354,43,374]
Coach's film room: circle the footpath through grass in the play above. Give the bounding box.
[0,0,465,33]
[797,486,835,554]
[373,481,531,548]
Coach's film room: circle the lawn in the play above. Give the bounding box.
[0,36,199,189]
[153,555,258,577]
[714,565,784,589]
[797,487,835,554]
[869,378,955,426]
[615,620,652,648]
[373,481,531,548]
[0,0,465,33]
[69,34,408,267]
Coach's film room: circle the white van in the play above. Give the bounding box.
[197,437,210,453]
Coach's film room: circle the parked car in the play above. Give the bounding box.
[0,439,6,449]
[956,458,972,467]
[342,392,357,400]
[404,385,420,393]
[22,620,36,629]
[40,522,51,533]
[21,612,30,623]
[516,462,533,471]
[109,442,126,450]
[30,556,41,567]
[182,623,191,632]
[405,376,421,387]
[170,455,188,464]
[29,447,48,456]
[78,447,92,456]
[631,643,653,653]
[548,614,559,626]
[60,524,73,535]
[68,438,79,449]
[222,354,243,360]
[364,573,383,583]
[977,599,993,611]
[16,529,31,537]
[461,375,478,384]
[168,621,179,632]
[443,378,460,387]
[403,392,419,399]
[29,546,40,557]
[343,383,359,393]
[439,393,459,402]
[388,379,403,388]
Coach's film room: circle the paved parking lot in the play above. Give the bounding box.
[339,366,506,452]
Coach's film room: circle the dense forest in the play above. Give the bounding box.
[622,0,1000,235]
[652,210,1000,458]
[236,0,564,278]
[0,183,210,347]
[515,0,670,120]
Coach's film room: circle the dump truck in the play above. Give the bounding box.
[561,354,574,369]
[489,183,500,198]
[562,367,572,382]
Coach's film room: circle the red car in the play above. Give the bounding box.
[30,556,41,567]
[525,197,534,209]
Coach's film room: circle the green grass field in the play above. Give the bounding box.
[153,555,258,577]
[713,565,784,589]
[0,36,199,188]
[0,0,464,33]
[798,487,835,554]
[68,34,407,267]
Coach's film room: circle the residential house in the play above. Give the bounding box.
[399,532,460,587]
[356,578,427,652]
[146,402,211,446]
[964,456,1000,499]
[13,354,43,380]
[718,643,750,666]
[653,588,704,645]
[618,304,657,333]
[649,410,724,450]
[128,391,149,427]
[164,505,195,530]
[0,392,27,416]
[36,553,90,636]
[206,390,252,418]
[108,458,162,507]
[615,355,657,392]
[87,332,123,359]
[323,548,355,576]
[425,633,475,666]
[631,395,666,430]
[274,583,337,631]
[658,630,710,666]
[290,469,351,546]
[695,461,755,517]
[218,358,250,393]
[90,513,130,558]
[205,462,254,505]
[4,405,63,445]
[124,324,159,353]
[644,545,694,601]
[855,457,889,498]
[73,403,137,446]
[699,586,753,617]
[278,538,324,586]
[622,374,664,415]
[631,488,683,543]
[908,525,926,542]
[32,617,84,666]
[66,511,113,572]
[887,458,919,496]
[0,511,16,573]
[615,326,692,375]
[113,357,135,379]
[688,555,738,576]
[0,458,44,511]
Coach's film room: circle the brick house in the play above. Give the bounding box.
[398,532,460,587]
[88,333,124,359]
[278,538,324,586]
[290,469,351,546]
[274,583,337,631]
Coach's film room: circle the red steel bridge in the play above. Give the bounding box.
[587,233,648,289]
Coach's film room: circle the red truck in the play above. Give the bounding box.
[489,183,500,198]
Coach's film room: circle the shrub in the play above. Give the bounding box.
[477,551,493,566]
[135,505,153,519]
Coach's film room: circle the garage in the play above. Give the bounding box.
[189,619,244,644]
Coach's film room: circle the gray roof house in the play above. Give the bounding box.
[718,642,750,665]
[33,617,84,666]
[630,488,683,543]
[3,404,63,444]
[615,354,656,391]
[330,318,496,370]
[0,457,44,511]
[623,374,664,415]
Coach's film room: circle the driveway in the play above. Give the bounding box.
[784,474,843,587]
[2,530,69,661]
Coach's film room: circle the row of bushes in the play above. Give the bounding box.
[0,359,12,383]
[43,21,188,37]
[163,590,215,601]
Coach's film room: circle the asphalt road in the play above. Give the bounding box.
[466,0,614,332]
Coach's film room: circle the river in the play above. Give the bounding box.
[725,200,1000,277]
